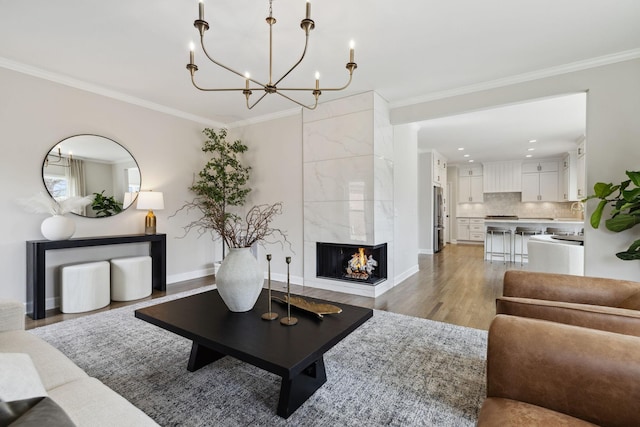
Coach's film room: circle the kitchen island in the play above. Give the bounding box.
[483,218,584,263]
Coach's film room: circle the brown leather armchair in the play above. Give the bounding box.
[496,270,640,336]
[478,315,640,426]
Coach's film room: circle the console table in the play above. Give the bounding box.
[26,234,166,320]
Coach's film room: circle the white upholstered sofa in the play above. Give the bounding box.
[0,299,158,426]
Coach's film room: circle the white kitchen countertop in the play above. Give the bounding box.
[483,218,583,225]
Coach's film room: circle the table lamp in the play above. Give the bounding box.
[136,191,164,235]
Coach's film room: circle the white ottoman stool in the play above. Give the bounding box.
[110,256,152,301]
[61,261,111,313]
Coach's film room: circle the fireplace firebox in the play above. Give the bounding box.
[316,242,387,285]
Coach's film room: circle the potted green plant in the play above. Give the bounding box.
[173,128,289,312]
[91,190,123,217]
[584,170,640,260]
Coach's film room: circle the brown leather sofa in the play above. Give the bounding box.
[478,315,640,426]
[496,270,640,336]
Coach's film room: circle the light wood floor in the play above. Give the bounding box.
[26,243,527,331]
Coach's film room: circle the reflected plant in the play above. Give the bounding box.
[91,190,123,217]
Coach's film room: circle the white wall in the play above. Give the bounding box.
[392,59,640,281]
[227,115,304,285]
[417,152,433,253]
[392,125,419,281]
[0,67,217,305]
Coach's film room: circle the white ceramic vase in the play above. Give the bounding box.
[215,247,264,312]
[40,215,76,240]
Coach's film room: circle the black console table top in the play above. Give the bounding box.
[135,289,373,418]
[27,233,166,320]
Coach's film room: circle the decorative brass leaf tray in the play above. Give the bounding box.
[271,295,342,319]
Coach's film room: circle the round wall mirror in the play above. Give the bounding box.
[41,135,141,217]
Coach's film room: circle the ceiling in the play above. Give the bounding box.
[1,1,639,128]
[418,93,587,164]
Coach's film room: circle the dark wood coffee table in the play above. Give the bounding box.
[134,289,372,418]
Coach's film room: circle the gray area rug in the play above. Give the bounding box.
[31,287,488,426]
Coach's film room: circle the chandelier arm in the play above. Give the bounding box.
[199,36,267,89]
[190,79,252,92]
[273,34,310,87]
[277,73,354,92]
[275,91,318,110]
[247,92,269,110]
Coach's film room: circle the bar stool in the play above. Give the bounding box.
[513,226,541,266]
[485,226,513,264]
[545,227,573,236]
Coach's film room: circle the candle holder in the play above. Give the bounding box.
[261,254,278,321]
[280,256,298,326]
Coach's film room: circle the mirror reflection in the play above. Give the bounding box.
[42,135,141,217]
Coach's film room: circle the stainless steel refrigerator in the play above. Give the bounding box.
[433,186,444,253]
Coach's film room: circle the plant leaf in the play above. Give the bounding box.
[593,182,616,198]
[626,171,640,187]
[590,199,607,229]
[616,239,640,260]
[605,214,640,232]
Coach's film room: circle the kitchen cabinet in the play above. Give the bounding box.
[432,151,447,186]
[576,139,586,199]
[457,218,484,242]
[457,218,470,240]
[521,160,559,202]
[469,218,485,241]
[483,161,522,193]
[458,165,483,203]
[561,152,578,201]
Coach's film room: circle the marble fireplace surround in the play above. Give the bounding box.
[302,92,395,298]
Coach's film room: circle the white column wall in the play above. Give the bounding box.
[302,92,395,296]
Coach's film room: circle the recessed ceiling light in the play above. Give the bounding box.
[458,147,464,151]
[468,159,474,163]
[463,154,470,157]
[529,139,537,143]
[528,148,535,151]
[525,154,533,158]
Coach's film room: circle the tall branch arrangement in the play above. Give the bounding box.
[173,128,289,250]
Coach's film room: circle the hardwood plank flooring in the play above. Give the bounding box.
[25,244,527,331]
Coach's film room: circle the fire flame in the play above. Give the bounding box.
[355,248,366,270]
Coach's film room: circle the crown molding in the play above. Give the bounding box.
[4,48,639,129]
[0,56,225,128]
[390,49,640,109]
[226,107,302,129]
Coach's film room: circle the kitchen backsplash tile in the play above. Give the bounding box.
[456,192,582,219]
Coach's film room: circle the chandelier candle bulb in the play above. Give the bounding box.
[306,0,311,19]
[189,43,194,65]
[198,0,204,21]
[315,72,319,89]
[349,40,355,62]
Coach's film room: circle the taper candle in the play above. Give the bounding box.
[199,0,204,20]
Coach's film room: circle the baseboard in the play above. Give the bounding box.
[418,248,434,255]
[167,267,216,285]
[394,265,419,285]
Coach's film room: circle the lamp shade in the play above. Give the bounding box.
[136,191,164,210]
